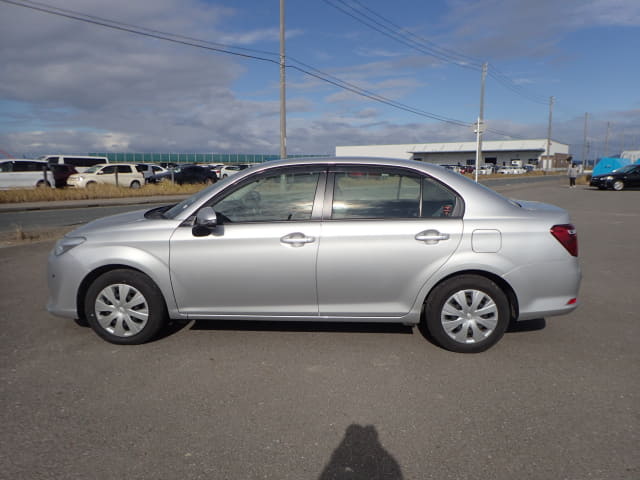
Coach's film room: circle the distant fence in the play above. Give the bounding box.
[88,152,327,164]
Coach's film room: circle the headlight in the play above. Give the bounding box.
[605,176,614,180]
[54,236,86,256]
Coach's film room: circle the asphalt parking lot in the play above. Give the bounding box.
[1,180,638,480]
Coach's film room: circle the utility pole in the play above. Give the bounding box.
[546,96,554,170]
[582,113,589,168]
[474,62,487,182]
[604,121,611,157]
[279,0,287,159]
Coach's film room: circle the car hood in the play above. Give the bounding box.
[67,208,150,237]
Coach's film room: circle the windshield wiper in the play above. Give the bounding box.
[144,204,176,219]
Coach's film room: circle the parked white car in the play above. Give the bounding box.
[67,163,145,188]
[477,165,494,175]
[135,163,168,182]
[497,166,526,175]
[220,164,255,178]
[0,159,52,189]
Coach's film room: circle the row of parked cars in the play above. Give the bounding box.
[442,165,532,175]
[0,156,257,189]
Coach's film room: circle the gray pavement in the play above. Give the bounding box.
[1,180,638,480]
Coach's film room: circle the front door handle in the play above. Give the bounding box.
[415,230,450,245]
[281,232,316,247]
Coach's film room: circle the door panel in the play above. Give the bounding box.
[317,167,463,317]
[169,168,324,317]
[169,222,320,316]
[317,218,462,316]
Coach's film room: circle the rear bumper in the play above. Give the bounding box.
[504,258,581,321]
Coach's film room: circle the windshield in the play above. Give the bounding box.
[84,165,102,173]
[612,165,636,174]
[163,176,233,219]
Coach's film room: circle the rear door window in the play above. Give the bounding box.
[329,166,462,219]
[331,167,421,219]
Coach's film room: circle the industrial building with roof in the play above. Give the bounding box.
[335,139,571,170]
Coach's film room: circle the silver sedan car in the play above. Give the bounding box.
[47,157,581,352]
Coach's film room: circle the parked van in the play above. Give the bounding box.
[0,159,52,189]
[40,155,108,172]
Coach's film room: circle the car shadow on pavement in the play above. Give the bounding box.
[189,319,414,335]
[157,319,194,339]
[417,317,547,349]
[318,424,403,480]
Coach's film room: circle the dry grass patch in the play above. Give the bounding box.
[0,182,204,204]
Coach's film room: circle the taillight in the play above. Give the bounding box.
[550,224,578,257]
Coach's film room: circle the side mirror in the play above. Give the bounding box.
[192,206,218,236]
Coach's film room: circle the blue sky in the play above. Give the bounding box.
[0,0,638,161]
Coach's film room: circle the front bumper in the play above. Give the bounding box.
[46,248,85,319]
[590,177,611,189]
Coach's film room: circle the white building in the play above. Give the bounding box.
[336,139,571,170]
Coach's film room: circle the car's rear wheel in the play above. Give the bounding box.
[424,275,510,353]
[130,180,141,189]
[612,180,624,191]
[36,180,51,188]
[84,269,167,345]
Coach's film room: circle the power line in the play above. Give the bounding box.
[322,0,480,70]
[2,0,484,132]
[323,0,549,105]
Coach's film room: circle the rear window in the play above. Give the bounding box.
[64,157,106,168]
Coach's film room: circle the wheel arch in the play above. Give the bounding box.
[423,269,519,322]
[76,264,168,324]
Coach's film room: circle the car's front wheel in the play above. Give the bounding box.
[424,275,510,353]
[84,269,167,345]
[612,180,624,191]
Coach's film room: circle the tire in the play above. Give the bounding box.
[612,180,624,191]
[130,180,141,189]
[222,174,228,178]
[84,269,167,345]
[424,275,510,353]
[36,180,51,188]
[86,181,97,188]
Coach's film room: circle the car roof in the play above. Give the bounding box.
[1,158,47,163]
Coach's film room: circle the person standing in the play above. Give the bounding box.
[568,163,579,188]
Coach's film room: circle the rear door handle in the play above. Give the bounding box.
[280,232,316,247]
[415,230,450,244]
